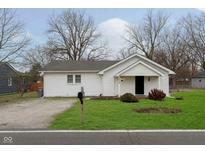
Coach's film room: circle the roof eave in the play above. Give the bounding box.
[39,70,99,73]
[169,71,176,75]
[98,53,176,75]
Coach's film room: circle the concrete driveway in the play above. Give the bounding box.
[0,98,75,129]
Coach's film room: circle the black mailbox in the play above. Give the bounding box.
[78,92,83,104]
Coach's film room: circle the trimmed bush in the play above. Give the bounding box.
[120,93,138,103]
[148,89,166,101]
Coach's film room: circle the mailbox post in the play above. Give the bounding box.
[78,87,84,124]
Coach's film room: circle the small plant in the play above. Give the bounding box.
[120,93,138,103]
[148,89,166,101]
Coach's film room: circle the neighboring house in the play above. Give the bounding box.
[192,71,205,89]
[0,62,19,94]
[40,53,175,97]
[174,78,191,89]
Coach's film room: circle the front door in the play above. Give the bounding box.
[135,76,144,94]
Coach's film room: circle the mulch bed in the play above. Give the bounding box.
[90,95,148,100]
[90,96,119,100]
[175,96,183,100]
[133,107,182,114]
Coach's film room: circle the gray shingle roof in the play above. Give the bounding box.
[192,71,205,78]
[40,60,119,72]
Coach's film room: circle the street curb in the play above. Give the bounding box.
[0,130,205,133]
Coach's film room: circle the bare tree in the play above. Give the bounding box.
[47,9,108,61]
[116,48,136,59]
[180,13,205,70]
[126,10,169,60]
[0,9,29,64]
[154,27,190,88]
[22,45,53,68]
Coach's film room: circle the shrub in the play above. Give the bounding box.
[148,89,166,101]
[120,93,138,103]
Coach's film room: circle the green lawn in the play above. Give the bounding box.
[50,90,205,129]
[0,92,37,105]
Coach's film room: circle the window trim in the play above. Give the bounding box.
[8,77,12,87]
[67,75,74,84]
[75,75,81,84]
[67,74,82,84]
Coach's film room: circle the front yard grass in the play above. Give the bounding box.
[0,92,37,105]
[50,90,205,129]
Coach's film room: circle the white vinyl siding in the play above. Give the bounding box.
[44,73,101,97]
[192,78,205,88]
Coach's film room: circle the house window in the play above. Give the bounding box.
[75,75,81,83]
[8,77,12,86]
[67,75,73,83]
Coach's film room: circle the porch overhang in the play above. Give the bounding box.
[114,61,164,77]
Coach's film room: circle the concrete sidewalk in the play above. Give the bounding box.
[0,131,205,145]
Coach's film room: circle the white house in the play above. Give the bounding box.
[40,53,175,97]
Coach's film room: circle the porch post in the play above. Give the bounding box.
[158,76,161,89]
[118,76,121,97]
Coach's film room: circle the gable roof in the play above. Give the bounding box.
[115,61,164,77]
[98,53,175,75]
[192,71,205,78]
[40,60,119,72]
[0,62,20,75]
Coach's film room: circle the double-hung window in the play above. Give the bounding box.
[75,75,81,83]
[67,75,73,83]
[67,75,81,84]
[8,77,12,86]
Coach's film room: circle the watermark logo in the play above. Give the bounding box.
[2,136,13,144]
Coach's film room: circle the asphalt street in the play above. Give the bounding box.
[0,131,205,145]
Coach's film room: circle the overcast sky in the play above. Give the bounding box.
[16,8,204,58]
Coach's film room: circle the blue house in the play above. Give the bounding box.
[0,62,20,94]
